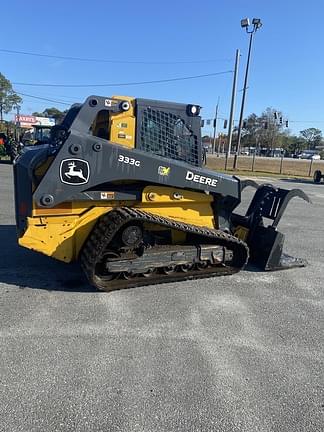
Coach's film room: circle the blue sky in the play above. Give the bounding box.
[1,0,323,136]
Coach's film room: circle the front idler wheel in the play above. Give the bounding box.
[97,251,121,281]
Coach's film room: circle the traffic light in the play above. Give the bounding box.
[274,112,278,120]
[201,119,205,127]
[243,121,247,128]
[223,119,228,128]
[213,119,217,128]
[285,120,289,127]
[279,116,283,124]
[264,122,268,129]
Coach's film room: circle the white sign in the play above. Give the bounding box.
[35,117,55,126]
[14,114,55,128]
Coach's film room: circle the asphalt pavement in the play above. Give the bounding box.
[0,163,323,432]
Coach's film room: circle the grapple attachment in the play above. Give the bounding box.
[232,183,310,271]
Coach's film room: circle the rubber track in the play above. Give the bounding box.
[80,207,249,292]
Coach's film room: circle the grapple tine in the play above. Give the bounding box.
[270,188,311,228]
[233,184,310,271]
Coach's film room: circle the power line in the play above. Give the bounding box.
[16,92,71,106]
[17,90,80,103]
[289,120,324,123]
[12,70,233,88]
[12,93,324,130]
[0,48,231,65]
[28,92,80,102]
[16,91,324,126]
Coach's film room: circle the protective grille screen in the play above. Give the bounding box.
[139,108,199,166]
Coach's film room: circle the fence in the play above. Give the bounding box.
[206,155,323,177]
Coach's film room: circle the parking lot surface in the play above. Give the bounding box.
[0,163,323,432]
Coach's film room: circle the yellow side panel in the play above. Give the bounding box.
[21,186,216,263]
[109,96,136,148]
[139,186,216,229]
[32,199,119,217]
[19,206,113,263]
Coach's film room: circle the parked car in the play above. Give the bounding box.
[298,152,321,160]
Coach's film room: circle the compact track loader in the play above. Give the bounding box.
[14,96,309,291]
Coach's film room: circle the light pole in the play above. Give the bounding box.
[233,18,262,169]
[14,104,21,142]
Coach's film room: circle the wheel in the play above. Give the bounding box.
[122,271,136,280]
[196,261,209,270]
[96,251,121,281]
[179,263,194,272]
[313,170,322,184]
[161,265,177,275]
[121,224,142,246]
[142,268,156,278]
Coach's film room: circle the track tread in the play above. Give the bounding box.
[81,207,249,292]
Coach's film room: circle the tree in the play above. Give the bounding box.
[257,108,285,151]
[280,134,306,155]
[299,128,322,150]
[240,108,285,153]
[32,107,67,123]
[0,72,22,121]
[240,113,260,146]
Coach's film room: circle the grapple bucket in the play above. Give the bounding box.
[233,183,310,271]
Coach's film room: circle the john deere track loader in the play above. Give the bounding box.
[14,96,309,291]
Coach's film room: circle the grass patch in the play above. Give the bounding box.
[206,156,322,179]
[210,168,308,179]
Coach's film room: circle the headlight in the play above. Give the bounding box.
[187,104,200,116]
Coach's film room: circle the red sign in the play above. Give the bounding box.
[15,115,36,124]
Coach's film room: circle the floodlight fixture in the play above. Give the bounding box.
[252,18,262,29]
[241,18,250,28]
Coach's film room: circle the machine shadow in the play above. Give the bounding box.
[280,177,315,185]
[243,263,264,273]
[0,225,94,292]
[0,226,267,292]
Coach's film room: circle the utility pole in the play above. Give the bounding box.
[225,49,240,169]
[212,97,219,154]
[15,105,21,142]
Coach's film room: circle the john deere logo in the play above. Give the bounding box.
[60,159,90,185]
[158,166,170,176]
